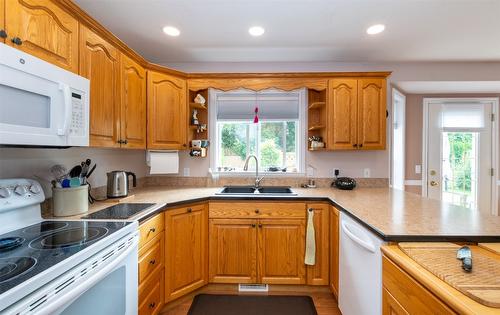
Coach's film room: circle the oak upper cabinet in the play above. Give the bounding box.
[209,219,257,283]
[5,0,78,72]
[258,219,306,285]
[121,54,146,149]
[329,206,340,299]
[306,204,330,286]
[165,204,208,302]
[357,78,386,150]
[147,71,188,150]
[327,77,387,150]
[79,25,121,147]
[328,79,358,150]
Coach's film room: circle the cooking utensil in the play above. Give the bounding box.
[69,165,82,178]
[80,159,91,184]
[86,164,96,179]
[457,246,473,272]
[50,164,67,182]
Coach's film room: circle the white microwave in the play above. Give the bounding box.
[0,43,89,147]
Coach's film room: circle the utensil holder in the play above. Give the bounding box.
[52,185,89,217]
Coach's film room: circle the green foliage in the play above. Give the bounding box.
[221,124,246,160]
[447,133,473,192]
[260,139,280,167]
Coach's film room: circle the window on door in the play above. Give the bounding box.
[441,132,479,210]
[210,89,306,174]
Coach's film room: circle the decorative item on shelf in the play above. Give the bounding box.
[196,124,207,134]
[253,92,259,123]
[308,136,325,150]
[194,93,206,105]
[190,148,207,157]
[191,109,199,125]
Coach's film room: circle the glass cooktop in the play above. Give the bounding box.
[0,221,130,295]
[82,203,156,220]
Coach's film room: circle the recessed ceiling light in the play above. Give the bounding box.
[366,24,385,35]
[248,26,265,37]
[163,26,180,37]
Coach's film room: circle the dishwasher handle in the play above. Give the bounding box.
[341,220,376,253]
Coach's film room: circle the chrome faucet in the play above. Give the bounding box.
[243,155,264,188]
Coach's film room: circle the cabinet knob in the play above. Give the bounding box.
[359,144,363,148]
[183,143,187,147]
[149,259,156,265]
[187,207,192,213]
[0,30,7,39]
[149,227,156,233]
[254,209,260,214]
[352,144,358,148]
[258,224,263,228]
[251,223,256,228]
[149,302,156,309]
[11,37,22,45]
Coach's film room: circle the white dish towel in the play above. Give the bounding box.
[305,208,316,265]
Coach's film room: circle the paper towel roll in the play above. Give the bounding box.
[147,151,179,174]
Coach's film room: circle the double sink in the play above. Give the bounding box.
[216,186,297,196]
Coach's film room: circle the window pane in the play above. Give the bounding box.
[286,121,297,171]
[219,122,252,171]
[260,122,285,170]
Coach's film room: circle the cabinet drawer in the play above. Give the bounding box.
[382,256,455,315]
[139,213,164,248]
[209,202,305,219]
[139,236,163,283]
[139,267,163,315]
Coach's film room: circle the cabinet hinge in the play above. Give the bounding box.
[491,168,495,176]
[492,113,495,122]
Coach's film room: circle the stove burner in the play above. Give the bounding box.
[29,227,108,250]
[0,237,24,252]
[23,222,69,234]
[0,257,36,283]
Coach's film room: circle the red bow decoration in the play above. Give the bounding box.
[253,106,259,123]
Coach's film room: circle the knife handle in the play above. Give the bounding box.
[462,257,472,272]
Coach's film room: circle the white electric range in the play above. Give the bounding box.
[0,178,139,315]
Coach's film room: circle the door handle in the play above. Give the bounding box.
[57,83,72,136]
[341,221,375,253]
[430,181,439,186]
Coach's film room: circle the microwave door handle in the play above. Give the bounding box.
[57,83,72,136]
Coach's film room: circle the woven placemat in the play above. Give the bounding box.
[398,242,500,308]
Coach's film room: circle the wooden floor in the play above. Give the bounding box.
[160,284,341,315]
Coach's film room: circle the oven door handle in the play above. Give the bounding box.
[57,82,72,136]
[36,236,138,315]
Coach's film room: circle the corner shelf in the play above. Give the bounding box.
[307,89,328,151]
[308,125,325,131]
[188,88,209,158]
[189,102,207,110]
[308,102,326,110]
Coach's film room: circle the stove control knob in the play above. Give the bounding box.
[29,184,41,194]
[14,185,27,196]
[0,187,11,198]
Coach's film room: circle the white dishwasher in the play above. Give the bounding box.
[339,212,386,315]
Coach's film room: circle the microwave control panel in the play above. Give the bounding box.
[70,92,85,136]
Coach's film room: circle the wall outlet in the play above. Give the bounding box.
[363,168,371,178]
[415,165,422,174]
[183,167,190,176]
[332,169,340,178]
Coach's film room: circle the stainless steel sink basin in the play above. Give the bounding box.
[216,186,296,195]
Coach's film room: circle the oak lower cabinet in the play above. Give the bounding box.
[138,213,165,315]
[0,0,5,43]
[5,0,79,73]
[165,204,208,302]
[329,206,340,298]
[305,203,330,286]
[209,219,257,283]
[147,71,188,150]
[258,219,306,284]
[79,25,121,148]
[327,77,387,150]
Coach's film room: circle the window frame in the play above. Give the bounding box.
[209,88,306,176]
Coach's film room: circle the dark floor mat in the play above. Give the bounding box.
[187,294,318,315]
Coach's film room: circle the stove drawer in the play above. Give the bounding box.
[139,267,163,315]
[139,213,164,248]
[139,234,163,283]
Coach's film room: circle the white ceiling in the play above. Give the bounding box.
[397,81,500,94]
[74,0,500,64]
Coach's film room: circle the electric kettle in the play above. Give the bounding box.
[107,171,137,198]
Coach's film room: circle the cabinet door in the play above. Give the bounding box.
[121,54,146,149]
[209,219,257,283]
[0,0,5,43]
[147,71,187,150]
[165,204,208,302]
[6,0,78,72]
[329,206,340,299]
[328,79,358,150]
[258,219,306,284]
[357,78,386,150]
[79,25,121,147]
[383,287,409,315]
[306,204,330,285]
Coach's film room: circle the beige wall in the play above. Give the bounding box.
[404,93,500,194]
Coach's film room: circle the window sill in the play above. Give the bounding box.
[209,171,306,178]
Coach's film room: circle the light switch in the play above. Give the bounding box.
[363,168,371,178]
[183,168,190,176]
[415,165,421,174]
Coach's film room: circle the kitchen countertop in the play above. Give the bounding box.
[48,186,500,242]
